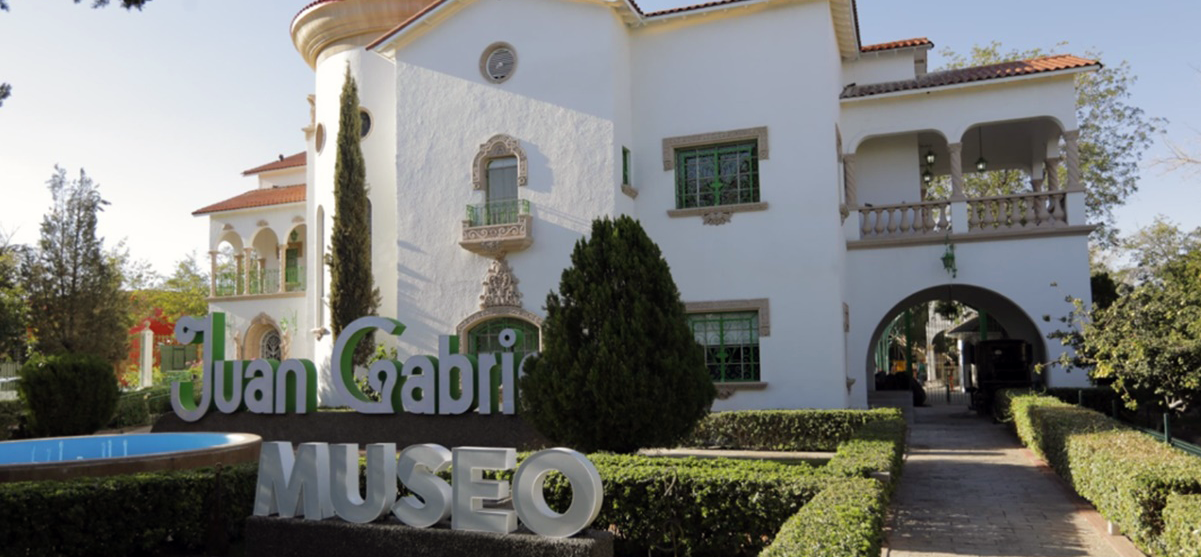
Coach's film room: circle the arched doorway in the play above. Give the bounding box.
[866,284,1047,403]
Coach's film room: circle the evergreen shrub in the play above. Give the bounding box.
[1161,493,1201,557]
[0,463,257,557]
[760,478,887,557]
[520,216,715,453]
[1000,390,1201,551]
[108,390,151,429]
[685,408,901,451]
[18,353,118,437]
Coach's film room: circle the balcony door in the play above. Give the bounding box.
[486,157,519,224]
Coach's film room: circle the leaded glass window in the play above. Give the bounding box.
[687,311,760,382]
[468,318,539,357]
[261,330,283,361]
[675,142,759,209]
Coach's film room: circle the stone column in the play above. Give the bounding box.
[140,327,154,388]
[235,253,245,295]
[243,248,254,295]
[208,250,218,297]
[948,143,966,201]
[1030,177,1045,193]
[1064,130,1083,191]
[278,243,288,293]
[1045,158,1061,190]
[842,153,858,208]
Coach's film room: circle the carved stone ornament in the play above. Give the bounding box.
[460,215,533,256]
[222,223,234,231]
[256,219,269,228]
[472,134,528,191]
[839,203,850,223]
[715,386,737,400]
[480,257,523,309]
[292,215,305,224]
[702,211,733,226]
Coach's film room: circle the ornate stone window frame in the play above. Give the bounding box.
[472,134,528,191]
[661,126,769,171]
[455,308,544,350]
[683,298,771,337]
[480,42,518,84]
[358,107,373,140]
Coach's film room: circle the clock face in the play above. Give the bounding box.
[482,44,516,83]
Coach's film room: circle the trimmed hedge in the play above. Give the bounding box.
[760,478,887,557]
[547,460,830,556]
[685,408,901,451]
[1001,390,1201,553]
[1162,494,1201,557]
[0,463,257,557]
[19,353,119,437]
[824,413,907,490]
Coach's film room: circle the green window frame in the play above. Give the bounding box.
[675,141,759,209]
[687,311,760,383]
[622,146,631,186]
[467,318,540,357]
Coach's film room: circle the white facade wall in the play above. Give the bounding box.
[845,232,1093,407]
[632,2,850,409]
[256,167,305,188]
[199,0,1098,410]
[843,53,917,86]
[855,134,921,206]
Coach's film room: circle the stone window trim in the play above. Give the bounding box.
[666,202,768,224]
[359,107,373,141]
[455,307,544,350]
[661,126,769,171]
[479,42,518,84]
[683,298,770,337]
[472,134,528,191]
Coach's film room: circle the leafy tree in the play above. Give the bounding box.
[0,230,27,361]
[1081,249,1201,414]
[520,216,716,453]
[127,252,209,328]
[1116,215,1201,283]
[327,67,379,365]
[21,166,130,364]
[933,42,1163,245]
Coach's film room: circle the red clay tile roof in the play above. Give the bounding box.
[242,152,307,176]
[861,37,931,52]
[192,185,307,216]
[841,54,1100,99]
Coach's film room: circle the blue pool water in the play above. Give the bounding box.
[0,433,244,465]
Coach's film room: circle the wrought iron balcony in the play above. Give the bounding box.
[212,266,306,298]
[461,199,533,256]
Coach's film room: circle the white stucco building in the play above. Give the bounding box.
[194,0,1097,410]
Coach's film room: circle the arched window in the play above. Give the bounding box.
[261,329,283,361]
[467,318,539,357]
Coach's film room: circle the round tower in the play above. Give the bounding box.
[292,0,429,403]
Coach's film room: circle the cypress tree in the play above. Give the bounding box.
[328,67,380,364]
[520,216,716,453]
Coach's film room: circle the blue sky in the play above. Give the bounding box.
[1,0,1198,275]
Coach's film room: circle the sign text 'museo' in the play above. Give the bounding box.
[170,312,532,422]
[254,443,603,538]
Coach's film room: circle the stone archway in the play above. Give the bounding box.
[243,313,287,360]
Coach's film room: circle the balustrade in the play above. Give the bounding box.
[858,200,951,239]
[967,191,1067,232]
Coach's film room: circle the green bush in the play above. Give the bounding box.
[1002,390,1201,551]
[18,353,119,437]
[0,463,257,557]
[1161,493,1201,557]
[686,408,901,452]
[144,385,173,415]
[521,216,715,453]
[0,399,22,441]
[760,478,887,557]
[108,390,151,429]
[543,458,829,556]
[824,413,907,491]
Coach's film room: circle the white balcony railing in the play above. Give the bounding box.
[967,191,1067,232]
[858,200,951,239]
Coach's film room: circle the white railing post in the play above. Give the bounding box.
[844,209,862,241]
[950,199,969,234]
[1065,190,1086,226]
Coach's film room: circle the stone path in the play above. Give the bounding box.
[883,405,1129,557]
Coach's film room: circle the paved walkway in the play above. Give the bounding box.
[884,405,1128,557]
